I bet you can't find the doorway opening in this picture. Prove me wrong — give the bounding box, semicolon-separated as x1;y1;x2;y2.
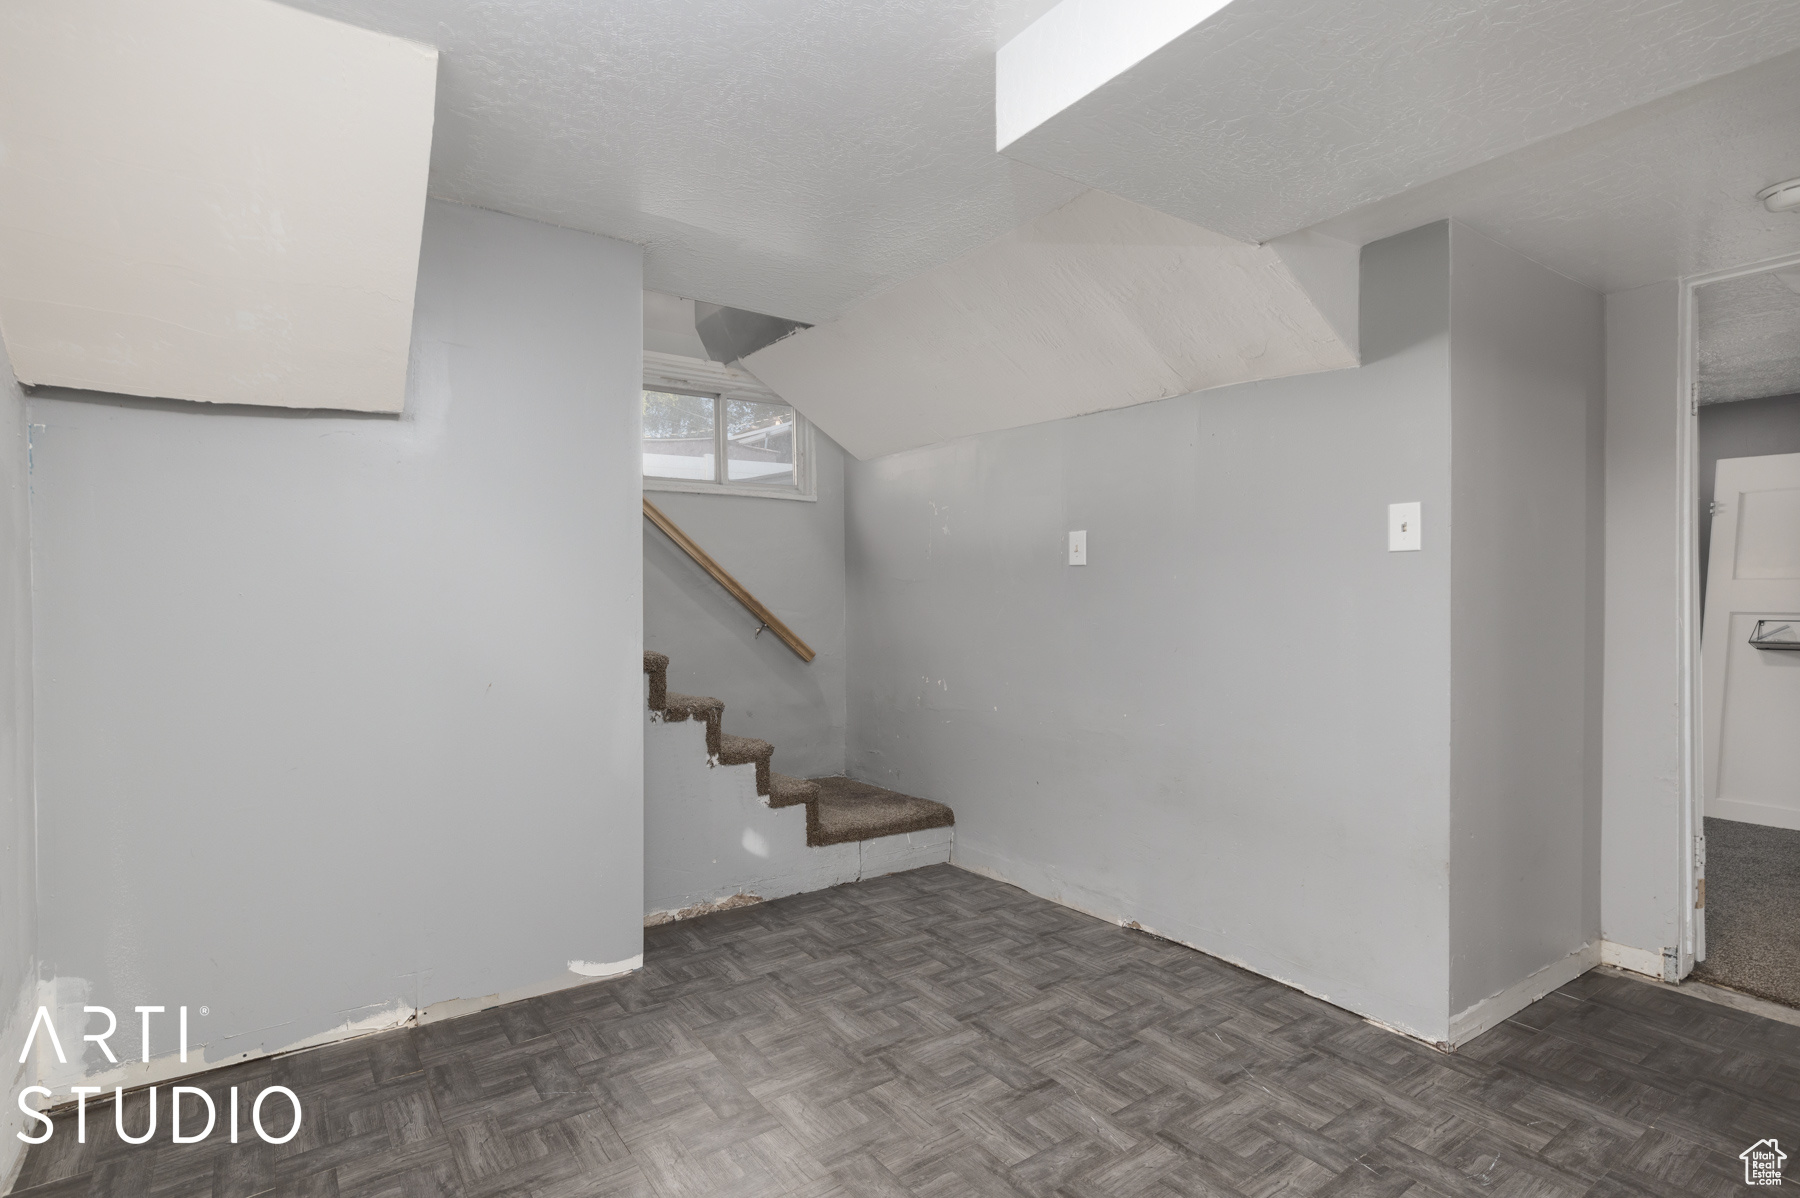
1684;260;1800;1007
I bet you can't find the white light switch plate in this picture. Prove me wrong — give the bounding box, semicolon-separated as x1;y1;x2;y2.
1068;530;1087;565
1388;502;1421;552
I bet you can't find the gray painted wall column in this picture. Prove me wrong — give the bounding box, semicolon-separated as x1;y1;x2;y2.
25;201;645;1080
1446;227;1605;1027
846;223;1458;1040
1600;282;1686;968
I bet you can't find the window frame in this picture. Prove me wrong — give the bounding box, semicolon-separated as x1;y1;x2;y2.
642;351;816;502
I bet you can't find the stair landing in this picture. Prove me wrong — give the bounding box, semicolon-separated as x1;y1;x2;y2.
802;776;954;848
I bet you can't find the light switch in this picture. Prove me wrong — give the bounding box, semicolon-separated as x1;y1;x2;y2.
1388;502;1421;552
1068;530;1087;566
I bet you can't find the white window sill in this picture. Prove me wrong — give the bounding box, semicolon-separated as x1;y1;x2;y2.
644;477;817;502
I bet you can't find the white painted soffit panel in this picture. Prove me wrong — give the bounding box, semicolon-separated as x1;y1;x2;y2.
0;0;437;412
996;0;1234;153
996;0;1800;246
742;190;1357;462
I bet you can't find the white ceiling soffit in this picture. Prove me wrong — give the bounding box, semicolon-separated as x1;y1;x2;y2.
1313;49;1800;295
269;0;1087;326
742;190;1358;461
644;292;712;361
996;0;1800;246
0;0;435;412
1698;271;1800;405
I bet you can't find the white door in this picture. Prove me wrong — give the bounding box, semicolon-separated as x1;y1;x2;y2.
1703;452;1800;829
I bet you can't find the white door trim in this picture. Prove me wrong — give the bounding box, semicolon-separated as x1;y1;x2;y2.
1676;247;1800;975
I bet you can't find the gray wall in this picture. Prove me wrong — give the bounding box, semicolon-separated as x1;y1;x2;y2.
1699;392;1800;600
645;435;848;778
1446;227;1604;1018
27;200;645;1076
846;223;1457;1039
0;331;37;1180
1600;281;1685;964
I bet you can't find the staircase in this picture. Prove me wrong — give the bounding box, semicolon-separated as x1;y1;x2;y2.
644;650;954;849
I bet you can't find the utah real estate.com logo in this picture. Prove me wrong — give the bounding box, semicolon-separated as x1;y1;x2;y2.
1743;1139;1787;1187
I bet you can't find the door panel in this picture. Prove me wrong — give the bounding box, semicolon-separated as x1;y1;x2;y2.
1703;453;1800;830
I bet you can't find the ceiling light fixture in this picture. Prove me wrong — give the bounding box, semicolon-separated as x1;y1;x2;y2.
1757;178;1800;212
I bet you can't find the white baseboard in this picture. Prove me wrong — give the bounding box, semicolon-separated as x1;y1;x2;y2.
1601;940;1666;979
1447;942;1599;1047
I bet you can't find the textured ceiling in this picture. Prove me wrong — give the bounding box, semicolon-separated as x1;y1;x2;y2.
268;0;1800;412
998;0;1800;246
1312;49;1800;295
270;0;1085;324
1698;271;1800;404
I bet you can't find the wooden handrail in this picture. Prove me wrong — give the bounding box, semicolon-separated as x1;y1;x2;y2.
642;497;816;662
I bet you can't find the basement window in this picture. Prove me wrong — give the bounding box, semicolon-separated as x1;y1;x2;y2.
641;352;815;500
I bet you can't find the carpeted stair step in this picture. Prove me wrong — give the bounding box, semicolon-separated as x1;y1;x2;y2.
719;733;773;796
803;776;954;848
768;772;819;809
643;651;669;710
661;692;724;755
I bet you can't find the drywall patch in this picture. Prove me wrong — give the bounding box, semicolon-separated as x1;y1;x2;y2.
567;956;645;977
644;894;763;927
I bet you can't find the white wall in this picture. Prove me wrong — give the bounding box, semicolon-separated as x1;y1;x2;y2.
0;333;37;1191
1446;228;1604;1029
0;0;436;413
1600;282;1686;970
25;201;645;1089
845;223;1457;1040
645;433;849;779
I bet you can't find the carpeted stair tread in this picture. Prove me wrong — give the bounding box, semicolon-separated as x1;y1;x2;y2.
661;692;724;755
719;733;773;796
804;776;954;847
768;772;819;809
643;651;669;710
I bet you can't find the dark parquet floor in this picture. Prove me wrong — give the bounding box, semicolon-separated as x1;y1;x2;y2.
12;863;1800;1197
